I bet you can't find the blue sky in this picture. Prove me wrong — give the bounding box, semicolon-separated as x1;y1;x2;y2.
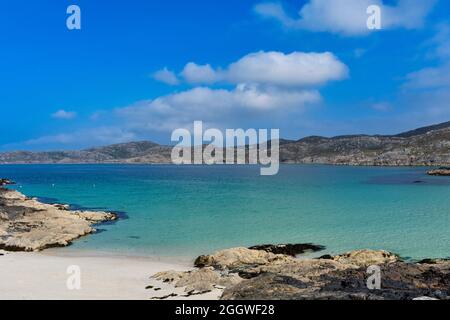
1;0;449;150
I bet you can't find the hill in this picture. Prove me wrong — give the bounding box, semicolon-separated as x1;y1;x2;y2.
1;121;450;166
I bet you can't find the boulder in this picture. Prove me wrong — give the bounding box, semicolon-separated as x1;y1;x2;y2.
194;247;294;270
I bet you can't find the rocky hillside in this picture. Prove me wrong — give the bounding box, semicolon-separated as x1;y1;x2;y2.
281;123;450;166
0;141;173;164
1;121;450;166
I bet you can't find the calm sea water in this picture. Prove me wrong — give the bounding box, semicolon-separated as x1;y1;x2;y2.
1;164;449;260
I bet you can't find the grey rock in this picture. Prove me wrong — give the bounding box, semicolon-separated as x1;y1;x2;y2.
221;252;450;300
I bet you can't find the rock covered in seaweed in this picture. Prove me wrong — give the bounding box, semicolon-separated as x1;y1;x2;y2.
319;249;399;267
0;179;15;186
249;243;325;256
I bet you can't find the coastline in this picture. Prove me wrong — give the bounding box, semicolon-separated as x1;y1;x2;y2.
0;186;118;251
1;179;449;300
0;162;444;168
0;183;222;300
0;249;223;300
2;246;450;300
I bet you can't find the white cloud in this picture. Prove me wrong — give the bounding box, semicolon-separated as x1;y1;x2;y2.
426;23;450;60
181;63;218;84
354;48;368;58
398;25;450;124
253;2;295;27
226;51;348;87
181;51;348;87
12;50;347;149
116;85;321;132
51;110;77;120
255;0;437;36
19;83;319;148
116;50;347;133
401;23;450;93
371;102;391;112
22;127;136;148
152;67;180;85
404;63;450;90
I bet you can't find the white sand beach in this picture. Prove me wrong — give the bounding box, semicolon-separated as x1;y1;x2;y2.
0;250;222;300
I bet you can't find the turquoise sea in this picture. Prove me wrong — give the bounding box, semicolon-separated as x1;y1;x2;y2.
1;164;449;260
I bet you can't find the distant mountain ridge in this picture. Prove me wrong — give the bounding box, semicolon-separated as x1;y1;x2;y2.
394;121;450;138
1;121;450;166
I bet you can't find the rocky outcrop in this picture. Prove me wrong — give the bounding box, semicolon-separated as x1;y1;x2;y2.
222;261;450;300
153;247;450;300
221;249;450;300
0;186;117;251
427;168;450;176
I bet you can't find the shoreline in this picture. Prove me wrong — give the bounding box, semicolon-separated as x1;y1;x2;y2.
1;179;449;300
43;246;197;265
2;245;450;300
0;249;222;300
0;184;223;300
0;162;444;168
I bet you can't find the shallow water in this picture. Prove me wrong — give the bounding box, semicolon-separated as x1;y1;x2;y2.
1;164;449;260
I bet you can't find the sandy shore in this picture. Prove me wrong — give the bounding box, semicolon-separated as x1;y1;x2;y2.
0;250;222;300
0;185;221;300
